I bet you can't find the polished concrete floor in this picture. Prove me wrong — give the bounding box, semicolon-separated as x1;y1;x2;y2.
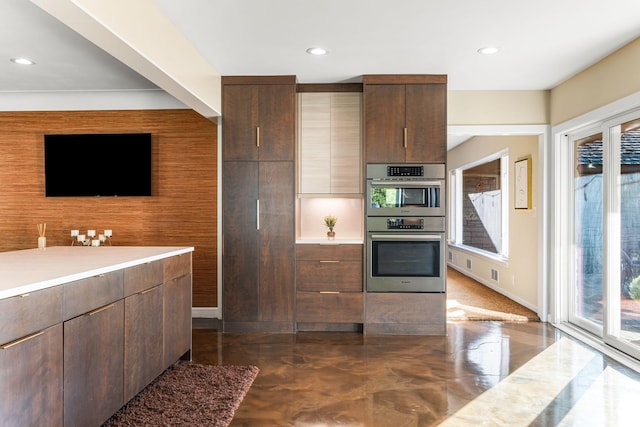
191;321;640;426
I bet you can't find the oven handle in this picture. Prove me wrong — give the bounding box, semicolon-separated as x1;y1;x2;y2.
369;180;442;187
369;234;442;240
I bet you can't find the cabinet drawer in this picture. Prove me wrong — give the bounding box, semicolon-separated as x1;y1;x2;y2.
63;270;124;320
296;260;362;292
296;244;362;261
296;292;363;323
164;253;192;282
124;260;164;296
0;286;63;344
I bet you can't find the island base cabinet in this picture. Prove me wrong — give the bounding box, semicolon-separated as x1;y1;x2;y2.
64;300;124;427
124;284;164;402
164;274;192;367
0;324;63;427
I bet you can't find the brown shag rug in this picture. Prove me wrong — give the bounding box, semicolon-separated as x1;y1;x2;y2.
447;267;540;322
103;363;259;427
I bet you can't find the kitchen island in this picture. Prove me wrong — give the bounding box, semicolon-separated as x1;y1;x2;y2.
0;246;193;427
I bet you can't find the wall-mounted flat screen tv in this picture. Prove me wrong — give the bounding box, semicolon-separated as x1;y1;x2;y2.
44;133;152;197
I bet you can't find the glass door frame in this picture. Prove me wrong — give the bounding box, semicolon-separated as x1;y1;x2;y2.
603;111;640;361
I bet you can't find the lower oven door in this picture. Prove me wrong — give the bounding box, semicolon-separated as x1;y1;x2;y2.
366;232;446;292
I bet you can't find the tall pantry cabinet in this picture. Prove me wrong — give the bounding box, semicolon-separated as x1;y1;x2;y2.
222;76;296;332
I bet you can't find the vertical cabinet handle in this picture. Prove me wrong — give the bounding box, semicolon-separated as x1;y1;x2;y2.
256;126;260;148
403;127;408;148
256;199;260;230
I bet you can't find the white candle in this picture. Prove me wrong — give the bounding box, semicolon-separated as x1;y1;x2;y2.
87;230;96;237
91;239;100;247
71;229;79;237
104;229;112;237
77;234;85;242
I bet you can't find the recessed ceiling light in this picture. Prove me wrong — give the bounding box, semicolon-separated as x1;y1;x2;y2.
306;47;328;56
477;47;499;55
10;57;36;65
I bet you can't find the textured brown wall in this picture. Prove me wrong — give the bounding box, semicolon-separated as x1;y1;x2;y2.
0;109;218;307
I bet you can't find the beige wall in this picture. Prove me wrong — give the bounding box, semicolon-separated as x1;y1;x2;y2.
447;135;539;310
448;90;550;125
550;37;640;125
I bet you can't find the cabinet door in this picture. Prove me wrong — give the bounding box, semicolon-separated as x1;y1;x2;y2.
259;161;295;323
331;93;362;193
258;84;295;161
0;324;63;427
64;300;124;427
164;274;192;367
222;161;260;322
223;84;295;162
222;84;259;161
364;84;405;163
299;93;331;193
124;284;163;402
405;84;447;163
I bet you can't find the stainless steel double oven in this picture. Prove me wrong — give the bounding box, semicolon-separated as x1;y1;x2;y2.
366;164;446;293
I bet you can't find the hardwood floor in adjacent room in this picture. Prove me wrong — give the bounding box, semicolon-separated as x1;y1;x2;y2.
191;320;640;426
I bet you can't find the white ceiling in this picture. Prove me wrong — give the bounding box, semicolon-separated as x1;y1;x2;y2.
2;0;640;147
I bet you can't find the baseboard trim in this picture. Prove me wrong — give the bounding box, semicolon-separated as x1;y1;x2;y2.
191;307;220;319
447;263;539;314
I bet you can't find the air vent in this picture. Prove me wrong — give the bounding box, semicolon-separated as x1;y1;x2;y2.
491;269;499;282
466;259;472;269
448;251;453;261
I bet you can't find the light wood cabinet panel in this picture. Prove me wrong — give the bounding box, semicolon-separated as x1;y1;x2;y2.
364;293;446;335
299;92;362;194
0;324;63;427
64;300;124;427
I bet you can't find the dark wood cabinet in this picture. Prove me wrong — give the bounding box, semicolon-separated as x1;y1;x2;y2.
222;76;296;161
164;273;192;366
295;244;364;327
223;161;295;331
64;300;124;427
222;76;296;333
363;75;447;164
0;324;63;427
124;284;163;402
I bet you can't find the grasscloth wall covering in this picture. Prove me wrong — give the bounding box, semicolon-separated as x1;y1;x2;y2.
0;109;217;307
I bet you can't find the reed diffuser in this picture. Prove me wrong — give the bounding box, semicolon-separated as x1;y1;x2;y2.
37;223;47;249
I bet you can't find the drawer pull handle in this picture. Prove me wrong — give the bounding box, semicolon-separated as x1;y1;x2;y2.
19;293;30;298
319;260;340;263
319;291;340;294
139;287;157;295
1;330;45;349
87;303;116;316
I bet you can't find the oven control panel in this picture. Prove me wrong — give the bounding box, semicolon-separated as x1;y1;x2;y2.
387;218;423;229
387;165;424;177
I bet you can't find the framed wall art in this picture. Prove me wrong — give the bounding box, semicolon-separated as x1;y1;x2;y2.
514;157;531;209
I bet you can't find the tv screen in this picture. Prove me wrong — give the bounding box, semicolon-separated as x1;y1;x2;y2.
44;133;152;197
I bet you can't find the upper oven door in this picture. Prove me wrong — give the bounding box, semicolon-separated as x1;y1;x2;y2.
367;179;445;216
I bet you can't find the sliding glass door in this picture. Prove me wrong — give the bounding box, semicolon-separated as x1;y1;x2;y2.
604;117;640;359
568;114;640;360
571;131;604;335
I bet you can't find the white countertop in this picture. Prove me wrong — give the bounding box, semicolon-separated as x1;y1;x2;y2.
296;239;364;244
0;246;194;300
